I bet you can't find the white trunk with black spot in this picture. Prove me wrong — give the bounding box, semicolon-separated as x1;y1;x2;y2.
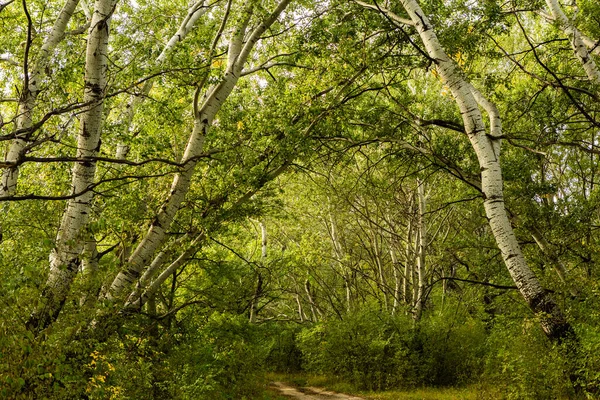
116;1;207;159
545;0;600;83
1;0;80;197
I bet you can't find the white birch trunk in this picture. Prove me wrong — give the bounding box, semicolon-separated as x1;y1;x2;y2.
305;279;321;321
249;221;267;323
544;0;600;83
413;179;426;321
116;1;207;158
390;245;400;314
398;0;572;340
79;232;99;307
539;10;600;56
1;0;80;197
403;197;414;305
106;0;292;300
372;231;389;310
27;0;116;332
329;209;352;312
124;232;205;310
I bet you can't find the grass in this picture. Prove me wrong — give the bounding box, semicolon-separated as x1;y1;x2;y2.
358;387;478;400
264;373;478;400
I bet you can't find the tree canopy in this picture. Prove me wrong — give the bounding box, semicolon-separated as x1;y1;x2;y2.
1;0;600;398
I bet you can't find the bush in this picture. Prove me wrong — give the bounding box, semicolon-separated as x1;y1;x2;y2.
264;324;303;373
168;312;274;399
481;315;574;400
296;305;486;390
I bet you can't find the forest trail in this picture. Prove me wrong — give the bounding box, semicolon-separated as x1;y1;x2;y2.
270;382;365;399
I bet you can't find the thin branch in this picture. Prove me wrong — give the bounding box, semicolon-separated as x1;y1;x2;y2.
0;172;171;202
0;151;221;168
515;12;600;128
430;276;518;290
0;0;16;12
21;0;33;94
354;0;414;26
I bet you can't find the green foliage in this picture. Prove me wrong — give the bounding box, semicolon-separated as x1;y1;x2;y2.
481;316;575;399
167;312;275;399
264;324;304;373
3;0;600;398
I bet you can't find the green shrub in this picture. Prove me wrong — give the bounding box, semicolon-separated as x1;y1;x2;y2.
264;323;303;373
296;305;486;390
481;315;574;400
168;312;273;399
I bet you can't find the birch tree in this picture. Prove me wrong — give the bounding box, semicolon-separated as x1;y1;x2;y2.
115;0;209;159
0;0;82;198
107;0;293;301
542;0;600;83
373;0;574;341
26;0;118;332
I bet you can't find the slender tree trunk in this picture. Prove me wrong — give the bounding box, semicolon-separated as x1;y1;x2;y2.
329;207;353;312
124;232;205;310
295;294;305;322
115;1;208;159
390;245;401;314
1;0;80;198
414;179;426;321
106;0;292;301
27;0;117;333
397;0;573;341
403;202;414;305
544;0;600;83
529;225;577;297
374;235;389;311
305;279;321;321
249;221;267;323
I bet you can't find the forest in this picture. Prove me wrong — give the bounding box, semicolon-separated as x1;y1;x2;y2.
1;0;600;398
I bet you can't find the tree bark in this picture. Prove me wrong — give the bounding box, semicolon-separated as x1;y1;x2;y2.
544;0;600;83
115;1;208;159
249;221;267;323
413;179;426;321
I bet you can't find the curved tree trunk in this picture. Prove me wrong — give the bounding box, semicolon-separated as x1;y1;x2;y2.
116;0;208;159
544;0;600;83
106;0;293;301
397;0;573;341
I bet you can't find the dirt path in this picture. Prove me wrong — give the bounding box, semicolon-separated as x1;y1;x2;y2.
270;382;365;400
